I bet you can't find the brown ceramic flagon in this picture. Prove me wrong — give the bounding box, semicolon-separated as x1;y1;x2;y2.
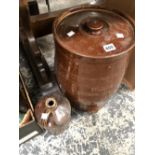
53;5;135;112
35;92;71;134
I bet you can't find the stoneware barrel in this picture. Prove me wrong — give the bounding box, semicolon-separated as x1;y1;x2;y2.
53;5;135;112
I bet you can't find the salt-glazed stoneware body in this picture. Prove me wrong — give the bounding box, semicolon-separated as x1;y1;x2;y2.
53;5;135;112
35;92;71;134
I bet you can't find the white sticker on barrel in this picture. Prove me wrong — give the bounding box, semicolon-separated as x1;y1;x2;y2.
41;113;49;120
103;43;116;52
116;33;124;38
67;31;75;37
90;0;96;4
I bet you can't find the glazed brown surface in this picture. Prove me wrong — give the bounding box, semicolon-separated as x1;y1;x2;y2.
56;8;134;58
53;6;135;112
55;44;131;112
35;92;71;134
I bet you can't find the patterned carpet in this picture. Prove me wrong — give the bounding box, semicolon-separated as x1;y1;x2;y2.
19;35;135;155
19;85;134;155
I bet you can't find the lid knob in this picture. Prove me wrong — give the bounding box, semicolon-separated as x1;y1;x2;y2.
87;19;104;32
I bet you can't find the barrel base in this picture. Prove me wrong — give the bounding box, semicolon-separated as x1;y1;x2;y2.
70;101;107;113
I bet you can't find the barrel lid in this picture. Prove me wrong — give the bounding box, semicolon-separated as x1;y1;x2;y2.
54;6;135;58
